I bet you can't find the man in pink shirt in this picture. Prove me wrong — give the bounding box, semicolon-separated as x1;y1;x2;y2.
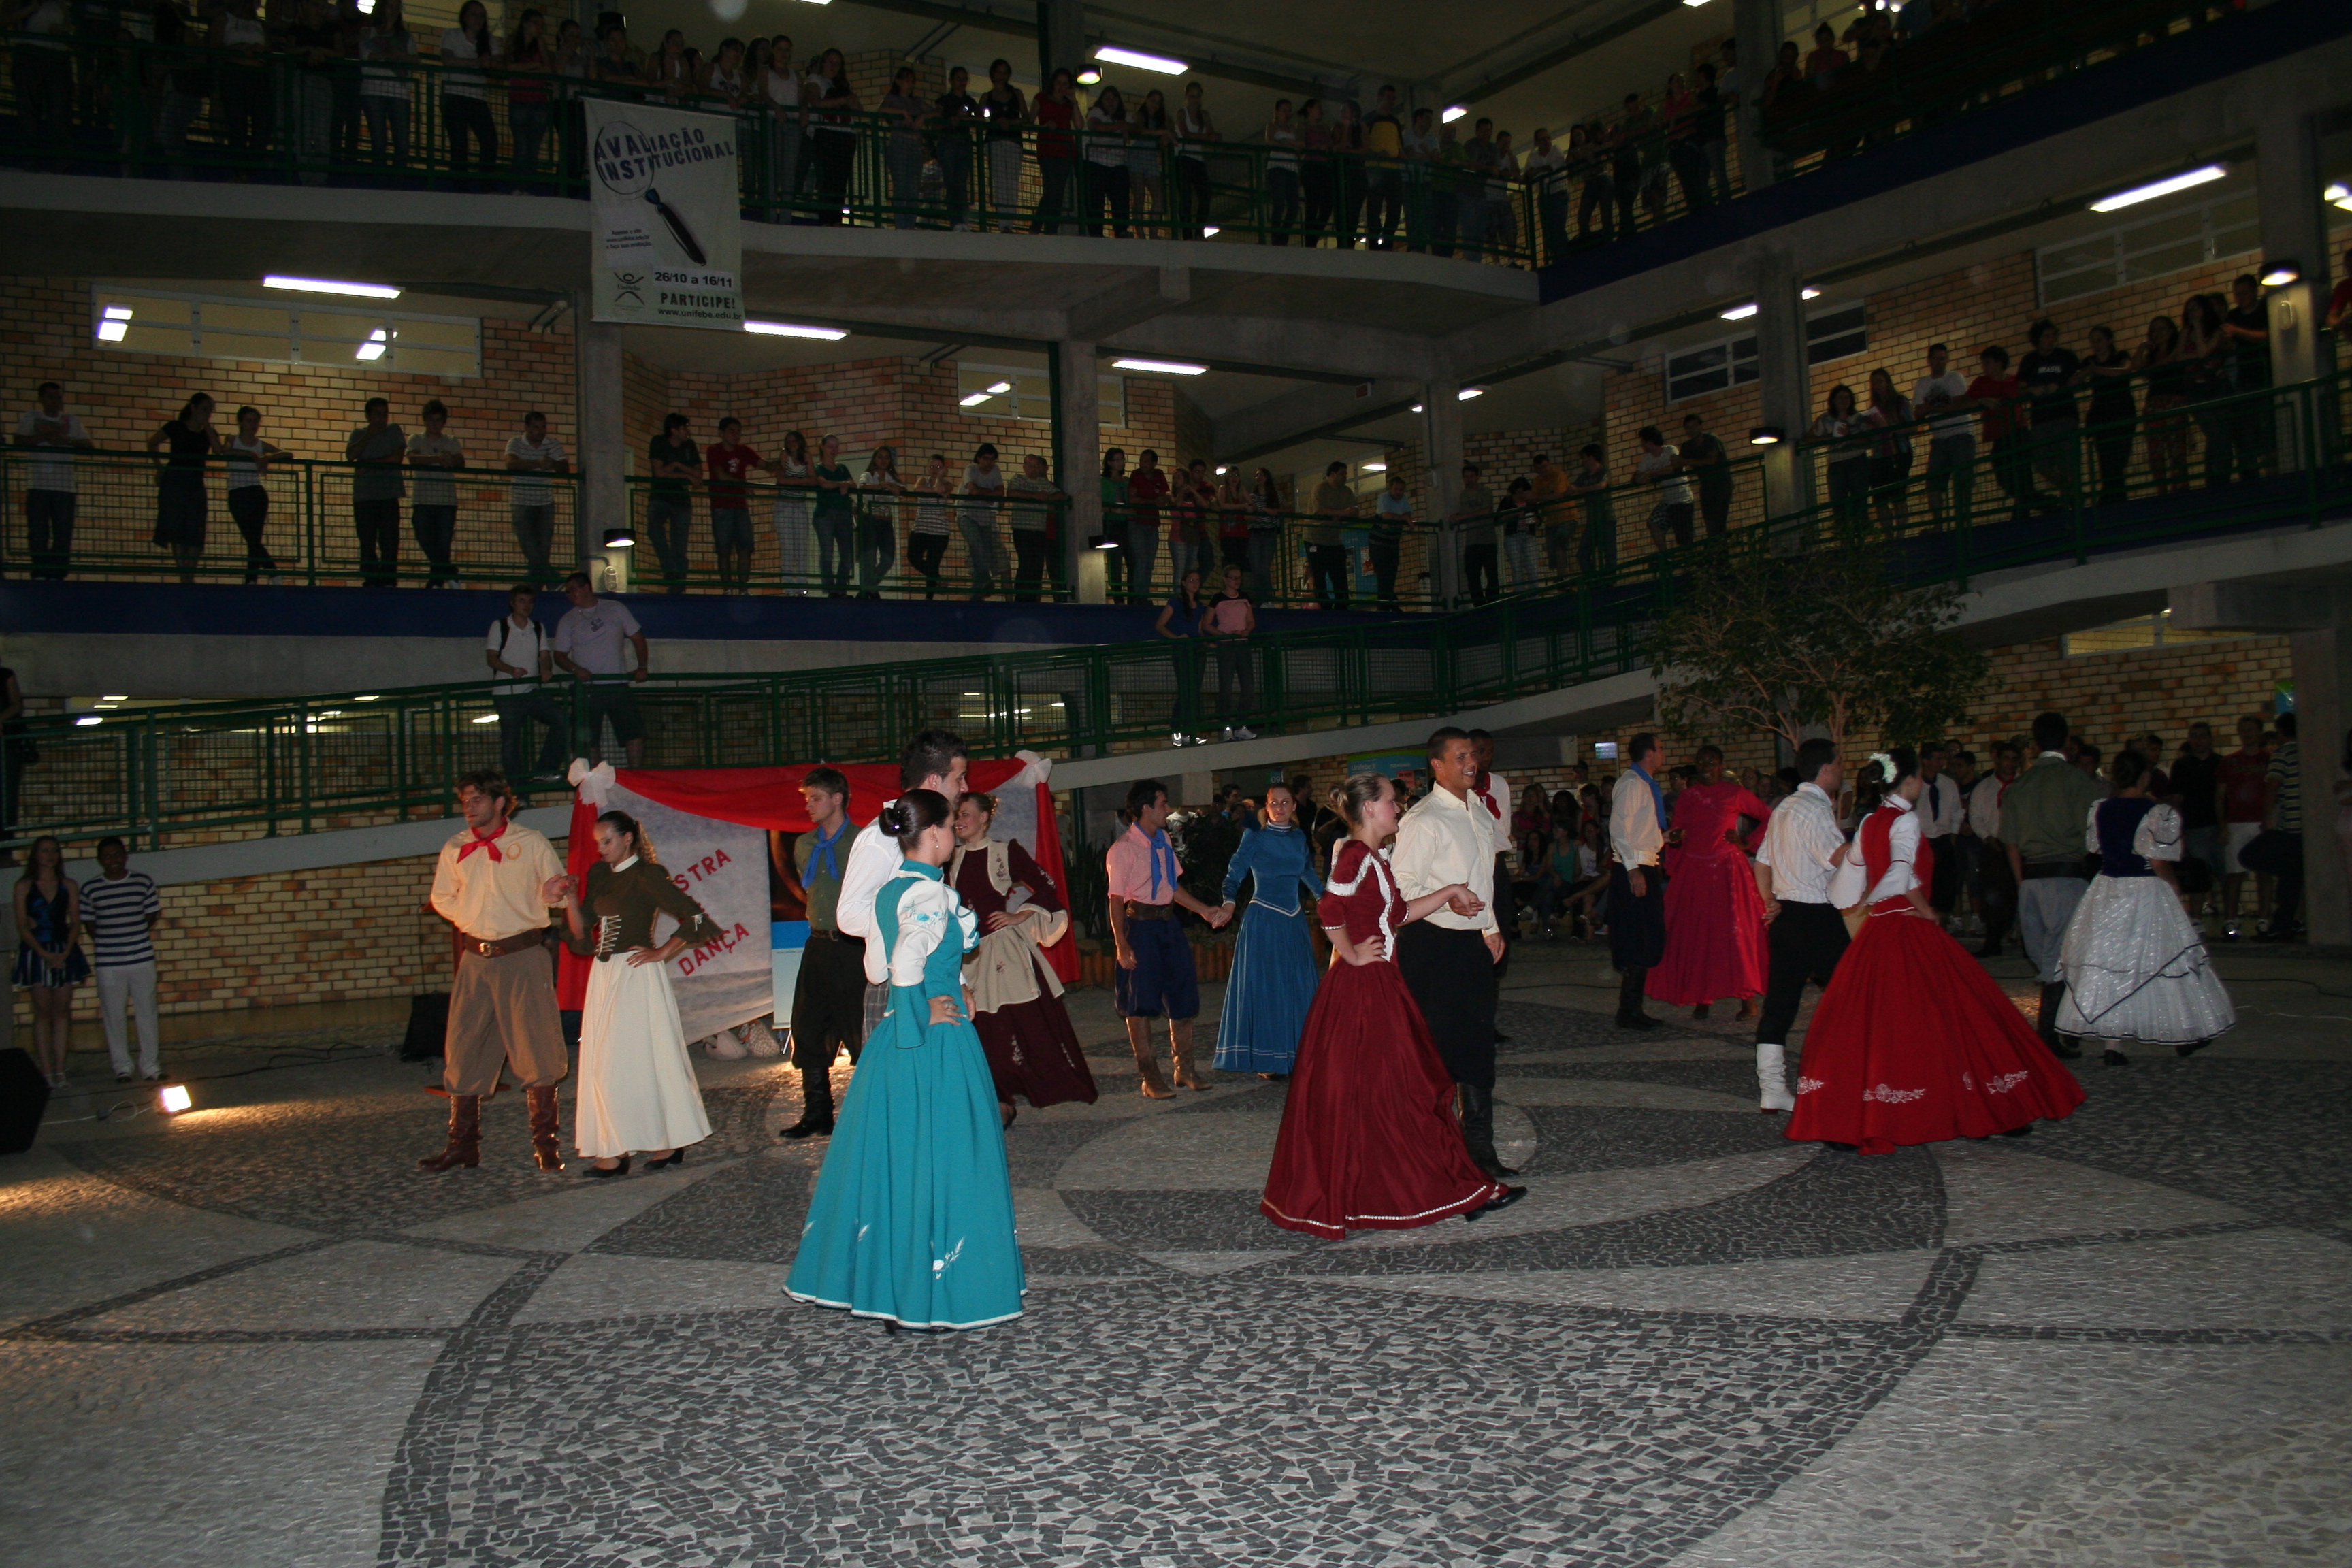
1107;777;1231;1098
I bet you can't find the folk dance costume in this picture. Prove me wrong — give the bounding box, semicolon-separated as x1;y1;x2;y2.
1392;781;1509;1177
1471;767;1514;965
1752;780;1850;1112
2056;798;2235;1053
2002;749;2103;1054
1260;841;1508;1238
1786;797;2084;1154
781;818;864;1139
950;836;1097;1109
1646;779;1771;1010
1213;822;1324;1075
1608;762;1670;1027
1108;822;1206;1085
566;856;717;1162
836;804;913;1049
422;817;570;1173
787;861;1025;1331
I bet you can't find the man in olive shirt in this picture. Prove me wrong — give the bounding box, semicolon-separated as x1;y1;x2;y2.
1453;461;1499;605
1307;460;1356;610
2002;710;2102;1057
781;766;862;1139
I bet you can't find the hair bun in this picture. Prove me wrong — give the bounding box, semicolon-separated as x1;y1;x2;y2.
877;800;911;836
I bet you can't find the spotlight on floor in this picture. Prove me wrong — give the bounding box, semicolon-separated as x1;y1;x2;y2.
159;1083;193;1114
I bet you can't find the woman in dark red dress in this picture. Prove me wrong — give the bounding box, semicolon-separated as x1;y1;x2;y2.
949;792;1098;1125
1646;744;1772;1020
1262;774;1523;1239
1786;748;2085;1155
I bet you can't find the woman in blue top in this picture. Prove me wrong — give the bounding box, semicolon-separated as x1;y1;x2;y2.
1213;783;1325;1077
785;789;1024;1333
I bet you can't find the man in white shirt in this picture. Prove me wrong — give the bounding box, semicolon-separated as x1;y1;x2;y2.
408;398;466;589
1394;726;1512;1178
551;572;649;767
1609;731;1672;1029
1634;427;1694;553
14;380;92;580
486;585;570;787
1915;743;1965;922
1522;123;1569;260
1467;727;1516;1034
836;728;968;1047
1752;738;1848;1111
504;410;569;587
1966;742;2021;957
1912;343;1975;528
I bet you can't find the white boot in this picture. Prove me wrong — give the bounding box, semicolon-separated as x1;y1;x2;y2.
1756;1043;1796;1113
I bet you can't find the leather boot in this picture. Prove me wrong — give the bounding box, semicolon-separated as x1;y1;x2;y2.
526;1085;565;1172
419;1094;482;1171
1458;1084;1519;1178
1169;1034;1210;1092
779;1068;836;1139
2038;982;2082;1058
1755;1043;1796;1113
1616;967;1656;1030
1131;1030;1175;1100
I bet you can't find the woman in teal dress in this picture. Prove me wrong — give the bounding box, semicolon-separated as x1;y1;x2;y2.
785;789;1026;1333
1213;783;1324;1078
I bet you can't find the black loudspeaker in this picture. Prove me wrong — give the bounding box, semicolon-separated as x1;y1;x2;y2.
401;993;451;1062
0;1047;50;1154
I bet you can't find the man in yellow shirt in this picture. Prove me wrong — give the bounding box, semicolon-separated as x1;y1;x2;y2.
1363;84;1404;249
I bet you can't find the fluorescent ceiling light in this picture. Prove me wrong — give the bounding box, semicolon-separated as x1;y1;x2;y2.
74;715;101;726
1720;287;1820;320
1362;461;1386;472
1112;357;1208;375
1441;105;1467;123
1076;67;1101;84
1682;0;1712;5
471;713;500;724
1409;403;1424;413
2328;183;2349;201
1094;45;1186;75
101;304;132;320
1213;466;1228;474
2088;164;2225;212
1200;225;1220;237
355;327;388;361
744;319;848;340
1456;387;1483;400
985;380;1013;394
959;392;994;406
101;694;127;700
95;319;127;342
264;275;401;299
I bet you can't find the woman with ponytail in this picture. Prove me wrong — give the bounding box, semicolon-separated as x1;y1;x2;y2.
787;789;1024;1331
1786;748;2085;1155
548;810;718;1176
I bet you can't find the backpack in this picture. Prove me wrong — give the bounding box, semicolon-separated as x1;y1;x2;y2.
493;618;547;678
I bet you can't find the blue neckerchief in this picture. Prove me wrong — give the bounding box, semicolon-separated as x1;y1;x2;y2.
806;819;849;882
1630;764;1666;838
1146;829;1179;898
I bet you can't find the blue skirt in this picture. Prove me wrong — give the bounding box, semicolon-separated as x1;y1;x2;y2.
785;983;1025;1330
12;941;90;989
1214;901;1320;1074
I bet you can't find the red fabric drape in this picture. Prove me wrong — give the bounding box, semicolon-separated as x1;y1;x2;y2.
1030;779;1080;983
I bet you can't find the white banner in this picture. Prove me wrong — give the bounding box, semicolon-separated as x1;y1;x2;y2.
586;100;743;330
603;781;772;1041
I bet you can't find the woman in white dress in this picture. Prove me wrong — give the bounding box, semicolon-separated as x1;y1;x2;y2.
2056;749;2236;1062
546;811;717;1175
767;429;814;593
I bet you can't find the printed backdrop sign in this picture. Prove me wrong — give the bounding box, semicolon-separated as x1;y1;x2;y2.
585;99;742;330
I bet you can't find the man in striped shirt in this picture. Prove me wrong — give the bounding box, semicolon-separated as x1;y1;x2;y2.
82;836;165;1083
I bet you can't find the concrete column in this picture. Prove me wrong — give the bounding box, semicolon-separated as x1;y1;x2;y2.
2289;593;2351;945
1054;340;1107;604
574;313;626;579
2256;105;2335;471
1036;0;1085;84
1731;0;1778;194
1420;380;1465;606
1750;249;1812;525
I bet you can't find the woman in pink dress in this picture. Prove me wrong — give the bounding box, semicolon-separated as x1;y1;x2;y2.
1786;747;2085;1155
1646;745;1771;1019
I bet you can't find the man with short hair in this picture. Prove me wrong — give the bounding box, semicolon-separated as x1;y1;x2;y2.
421;770;569;1173
407;398;466;588
344;396;407;587
2216;713;2272;936
1005;453;1064;602
1635;427;1693;553
1610;732;1671;1029
14;380;92;580
82;836;165;1084
1306;459;1355;610
1912;344;1974;528
486;584;569;786
2003;710;2103;1057
1752;738;1846;1112
1529;451;1573;578
2260;712;2302;942
504;410;569;587
1362;84;1405;249
705;416;760;593
1125;448;1172;604
2172;721;2223;919
1679;412;1733;539
551;570;649;768
1394;727;1512;1177
1454;461;1499;605
1107;777;1231;1097
1916;743;1965;920
1467;726;1514;963
838;729;970;1047
1523;122;1569;261
2016;318;2081;508
779;766;862;1138
645;412;699;595
1965;345;2038;523
1371;471;1412;612
2221;273;2272;482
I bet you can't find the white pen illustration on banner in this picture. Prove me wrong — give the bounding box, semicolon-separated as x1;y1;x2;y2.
587;103;744;331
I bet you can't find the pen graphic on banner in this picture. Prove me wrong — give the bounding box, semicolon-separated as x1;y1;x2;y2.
645;188;708;265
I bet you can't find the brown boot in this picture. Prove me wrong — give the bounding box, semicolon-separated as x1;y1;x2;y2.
526;1085;565;1173
1169;1034;1210;1092
419;1094;482;1171
1129;1026;1175;1100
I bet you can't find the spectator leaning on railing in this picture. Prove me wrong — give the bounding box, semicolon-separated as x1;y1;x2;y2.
14;380;91;582
504;409;568;588
1454;461;1500;606
407;397;466;589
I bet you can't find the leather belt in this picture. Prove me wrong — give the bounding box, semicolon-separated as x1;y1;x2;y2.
461;928;548;957
2021;860;2090;882
1122;900;1177;921
804;927;855;943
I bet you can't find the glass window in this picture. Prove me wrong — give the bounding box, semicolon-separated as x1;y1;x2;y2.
88;286;481;376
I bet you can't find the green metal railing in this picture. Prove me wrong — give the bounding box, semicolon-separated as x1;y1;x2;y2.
6;368;2345;854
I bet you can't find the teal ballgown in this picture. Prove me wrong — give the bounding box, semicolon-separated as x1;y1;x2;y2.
785;860;1026;1330
1214;823;1324;1074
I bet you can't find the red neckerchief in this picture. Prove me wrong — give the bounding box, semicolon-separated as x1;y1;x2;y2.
457;821;508;862
1472;773;1501;821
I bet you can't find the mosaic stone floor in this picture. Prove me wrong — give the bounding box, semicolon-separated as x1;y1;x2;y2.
4;966;2350;1568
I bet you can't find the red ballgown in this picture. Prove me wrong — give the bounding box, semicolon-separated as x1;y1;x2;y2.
1260;841;1507;1239
1786;802;2085;1155
949;840;1098;1110
1646;781;1771;1007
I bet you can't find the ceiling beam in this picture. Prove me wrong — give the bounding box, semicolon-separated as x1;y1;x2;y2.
1442;0;1688;108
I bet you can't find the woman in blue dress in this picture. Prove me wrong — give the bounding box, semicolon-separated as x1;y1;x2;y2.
1214;783;1325;1079
785;789;1026;1333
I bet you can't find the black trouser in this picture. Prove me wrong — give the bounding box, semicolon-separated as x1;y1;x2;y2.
1011;528;1049;601
1308;542;1348;608
228;487;276;581
495;689;570;780
2093;425;2134;505
1084;161;1130;237
1396;921;1497;1090
26;490;74;580
1369;536;1401;611
1754;901;1850;1047
1975;838;2016;947
1175;155;1210;238
355;499;400;586
1367;168;1402;246
906;531;948;597
1699;482;1731;538
1927;834;1959;915
2272;831;2305;936
1031;155;1075;231
1213;640;1252;728
813;129;855;215
443;94;499;180
412;502;458;585
1464;540;1498;604
791;933;868;1070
